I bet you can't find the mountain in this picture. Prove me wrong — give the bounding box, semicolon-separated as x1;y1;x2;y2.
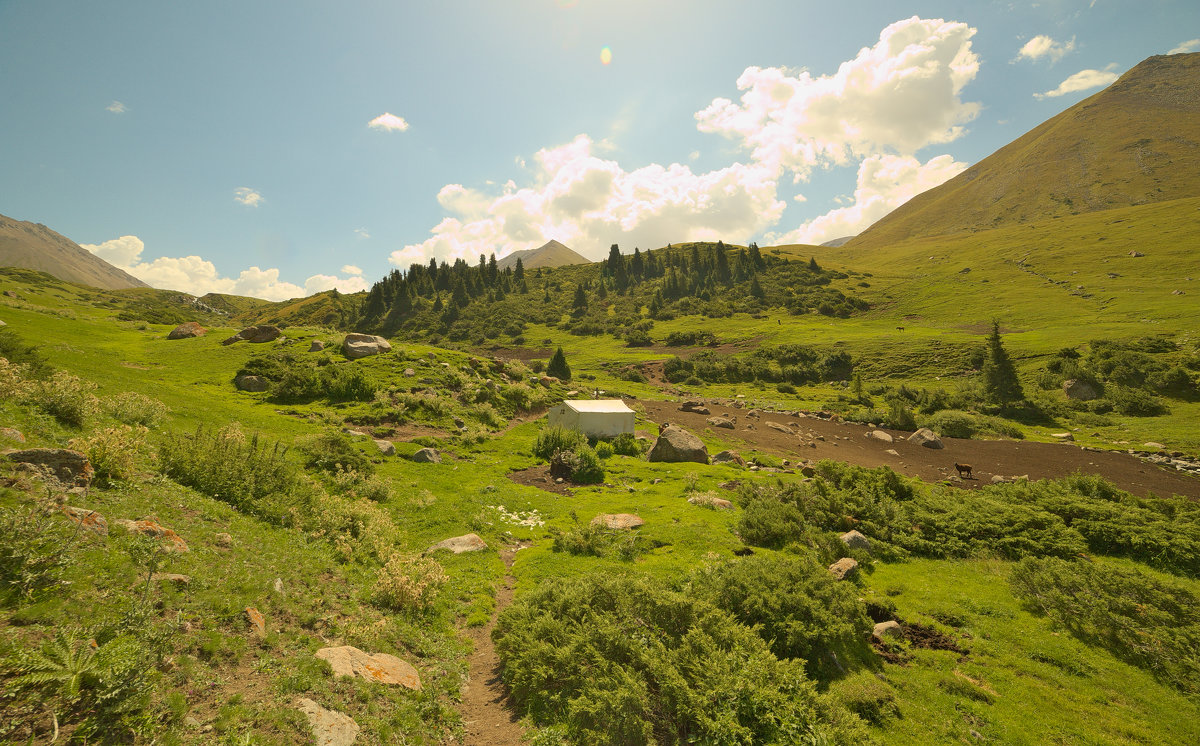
0;213;148;290
820;236;855;248
496;240;590;271
849;53;1200;250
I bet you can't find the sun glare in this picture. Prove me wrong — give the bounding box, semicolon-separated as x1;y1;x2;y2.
600;46;613;65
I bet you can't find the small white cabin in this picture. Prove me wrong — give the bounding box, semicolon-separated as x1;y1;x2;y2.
547;399;635;438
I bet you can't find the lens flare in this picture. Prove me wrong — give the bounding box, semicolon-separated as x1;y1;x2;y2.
600;46;613;65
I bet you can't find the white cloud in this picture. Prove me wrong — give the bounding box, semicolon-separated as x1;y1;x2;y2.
1034;66;1119;99
341;264;363;275
106;101;126;114
81;235;366;301
234;187;264;207
695;16;980;180
354;228;370;239
766;153;966;245
368;112;409;132
792;194;808;202
1168;39;1200;55
1015;35;1075;63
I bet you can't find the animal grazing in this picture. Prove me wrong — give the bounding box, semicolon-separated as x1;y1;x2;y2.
954;462;974;479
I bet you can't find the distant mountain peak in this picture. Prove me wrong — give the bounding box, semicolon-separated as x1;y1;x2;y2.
496;240;590;271
0;214;148;290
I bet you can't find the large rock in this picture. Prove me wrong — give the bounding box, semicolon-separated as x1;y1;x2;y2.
907;428;944;449
765;421;794;435
647;425;709;464
61;506;108;536
315;646;421;690
711;450;746;467
867;430;893;443
707;416;735;429
873;621;903;640
234;375;269;392
429;533;487;554
592;513;645;529
839;530;870;552
411;447;441;463
680;401;709;414
374;439;396;456
828;557;859;581
112;518;189;553
309;340;326;352
245;607;266;638
297;698;360;746
7;448;93;485
1063;379;1099;401
222;325;281;345
167;322;206;340
343;333;392;360
688;494;733;510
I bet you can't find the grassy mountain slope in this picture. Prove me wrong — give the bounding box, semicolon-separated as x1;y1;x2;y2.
851;53;1200;250
0;213;148;290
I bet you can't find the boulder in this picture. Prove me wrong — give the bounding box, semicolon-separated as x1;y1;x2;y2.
167;322;206;340
839;530;870;552
1143;442;1166;450
873;621;903;640
61;506;109;536
222;325;281;345
214;532;233;548
273;577;285;595
246;607;266;638
234;375;269;392
403;368;416;377
828;557;858;581
688;494;733;510
867;430;893;443
707;416;735;429
680;401;709;414
373;439;396;456
907;428;944;449
711;450;746;467
342;333;392;360
1062;379;1099;401
1051;432;1074;442
0;427;24;443
309;340;326;352
7;448;93;485
429;533;487;554
315;646;421;690
592;513;645;529
647;425;709;464
112;518;189;553
296;698;360;746
411;447;441;463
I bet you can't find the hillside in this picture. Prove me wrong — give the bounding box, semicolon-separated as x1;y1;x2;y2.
0;213;148;290
496;240;589;271
850;53;1200;250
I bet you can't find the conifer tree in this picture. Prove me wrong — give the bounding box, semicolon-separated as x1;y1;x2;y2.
514;257;525;283
981;320;1024;405
547;347;571;381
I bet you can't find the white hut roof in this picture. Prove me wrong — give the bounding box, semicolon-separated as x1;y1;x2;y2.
563;399;634;414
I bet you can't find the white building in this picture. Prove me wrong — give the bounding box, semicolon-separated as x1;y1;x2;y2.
547;399;635;438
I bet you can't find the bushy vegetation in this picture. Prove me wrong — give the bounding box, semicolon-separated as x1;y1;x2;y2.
532;426;605;483
0;504;79;606
69;425;151;483
374;553;447;613
238;350;378;403
493;573;867;745
664;344;856;386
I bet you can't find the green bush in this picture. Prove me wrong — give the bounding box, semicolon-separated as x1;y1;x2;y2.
1107;385;1170;416
570;445;604;484
0;329;51;378
611;432;646;456
736;498;805;549
0;504;78;605
831;673;901;725
103;392;169;428
921;409;977;438
533;426;586;461
158;424;300;517
69;425;150;483
295;430;374;475
493;573;867;745
30;371;97;427
593;440;615;459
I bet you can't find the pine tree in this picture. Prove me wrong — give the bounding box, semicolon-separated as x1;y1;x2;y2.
547;347;571;381
572;285;588;309
808;256;820;271
514;257;525;283
981;320;1024;405
750;275;765;299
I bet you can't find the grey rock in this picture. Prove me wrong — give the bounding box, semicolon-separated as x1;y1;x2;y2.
429;533;487;553
867;430;893;443
707;416;735;429
907;428;944;449
647;425;709;464
1062;379;1099;401
296;698;360;746
873;621;903;640
829;557;859;581
167;322;206;339
839;530;870;552
309;340;326;352
711;450;745;467
234;375;269;392
374;439;396;456
342;333;392;360
411;447;441;463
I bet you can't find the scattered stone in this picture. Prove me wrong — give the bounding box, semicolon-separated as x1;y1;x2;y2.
711;450;746;467
1051;432;1074;442
867;430;893;443
411;447;441;463
885;449;900;456
296;698;360;746
112;518;189;553
873;621;903;640
800;465;816;478
184;716;202;730
1144;442;1166;450
592;513;645;529
151;573;191;586
342;333;392;360
991;475;1007;484
403;368;415;377
839;530;870;552
221;325;281;345
315;646;421;689
7;448;93;485
1172;289;1186;296
1128;250;1144;257
1062;379;1099;401
429;533;487;554
245;606;266;638
647;425;709;464
309;340;326;352
373;439;396;456
273;577;285;595
167;321;206;340
2;290;16;298
706;416;735;429
234;374;269;392
680;401;709;414
215;532;233;548
688;494;733;510
828;557;859;581
452;416;465;429
0;427;24;443
61;505;108;536
907;428;944;449
765;421;794;435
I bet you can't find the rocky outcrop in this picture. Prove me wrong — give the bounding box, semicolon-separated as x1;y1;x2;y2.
647;426;709;464
706;416;735;429
6;448;93;485
373;439;396;456
309;340;326;352
167;322;206;340
61;505;108;536
315;646;421;690
591;513;645;529
839;530;870;552
428;533;487;554
680;401;710;415
411;447;441;463
342;333;392;360
112;518;189;553
296;698;360;746
246;607;266;638
828;557;858;581
234;375;269;392
688;494;733;510
866;430;893;443
1063;379;1099;401
711;450;746;467
765;421;794;435
907;428;944;449
222;325;281;345
873;621;903;640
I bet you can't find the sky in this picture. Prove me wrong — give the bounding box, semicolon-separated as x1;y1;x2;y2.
1;1;1197;301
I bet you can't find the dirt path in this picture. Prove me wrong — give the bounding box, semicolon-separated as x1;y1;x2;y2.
458;548;527;746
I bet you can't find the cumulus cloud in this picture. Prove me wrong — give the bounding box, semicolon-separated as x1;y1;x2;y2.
368;113;409;132
1015;35;1075;63
81;235;367;301
390;134;785;266
1169;39;1200;55
341;264;363;275
695;16;980;180
106;101;126;114
234;187;264;207
1034;66;1120;99
766;153;966;245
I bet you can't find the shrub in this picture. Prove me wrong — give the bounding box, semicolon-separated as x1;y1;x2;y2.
594;440;615;459
547;347;571;380
551;523;651;560
104;392;169;427
0;329;51;378
533;426;586;461
31;371;97;427
737;498;805;549
569;445;605;484
921;409;978;438
375;553;447;613
1107;385;1170;416
0;504;79;605
611;432;646;457
295;430;374;475
624;330;653;347
0;357;31;400
158;424;300;516
69;425;150;483
831;674;901;725
330;468;392;502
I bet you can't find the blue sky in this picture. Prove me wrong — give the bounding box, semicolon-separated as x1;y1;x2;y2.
1;0;1196;300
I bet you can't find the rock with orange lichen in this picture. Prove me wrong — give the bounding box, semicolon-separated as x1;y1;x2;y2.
112;518;189;552
315;646;421;690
